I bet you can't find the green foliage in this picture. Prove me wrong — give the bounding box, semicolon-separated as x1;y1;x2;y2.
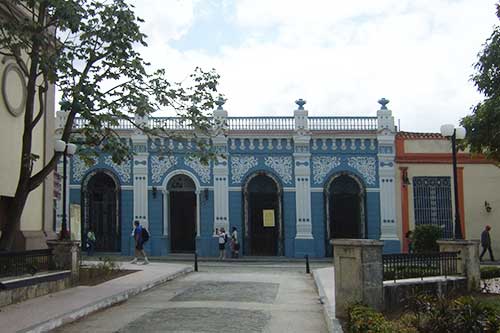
0;0;221;182
481;266;500;279
0;0;221;248
347;304;395;333
348;295;500;333
461;3;500;162
413;225;442;253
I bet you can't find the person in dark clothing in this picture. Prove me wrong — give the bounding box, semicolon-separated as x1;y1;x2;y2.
480;225;495;262
131;220;149;265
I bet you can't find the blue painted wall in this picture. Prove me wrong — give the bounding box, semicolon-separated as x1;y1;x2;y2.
66;134;390;258
283;191;296;257
366;192;381;239
121;190;134;256
311;192;326;257
229;190;243;255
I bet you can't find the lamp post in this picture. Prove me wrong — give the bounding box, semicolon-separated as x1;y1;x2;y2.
54;140;77;240
440;124;466;239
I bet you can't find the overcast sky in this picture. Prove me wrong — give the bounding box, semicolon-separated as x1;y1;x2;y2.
128;0;498;132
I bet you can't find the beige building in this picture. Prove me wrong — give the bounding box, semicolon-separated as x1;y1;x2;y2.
395;132;500;258
0;3;55;250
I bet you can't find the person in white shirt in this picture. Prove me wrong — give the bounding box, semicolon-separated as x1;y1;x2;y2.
231;227;239;258
217;227;227;260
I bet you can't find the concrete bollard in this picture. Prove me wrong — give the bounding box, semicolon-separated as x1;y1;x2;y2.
47;240;81;284
437;240;480;291
332;239;384;318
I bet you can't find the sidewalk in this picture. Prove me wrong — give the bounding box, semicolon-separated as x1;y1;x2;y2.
0;261;193;333
313;267;343;333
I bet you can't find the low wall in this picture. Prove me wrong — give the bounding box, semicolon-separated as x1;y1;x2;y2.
0;271;71;307
384;276;467;312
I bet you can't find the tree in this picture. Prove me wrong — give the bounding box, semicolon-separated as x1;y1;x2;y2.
0;0;220;250
461;3;500;162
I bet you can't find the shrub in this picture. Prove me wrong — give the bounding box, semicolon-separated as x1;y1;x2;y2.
481;266;500;279
413;225;442;253
347;304;389;332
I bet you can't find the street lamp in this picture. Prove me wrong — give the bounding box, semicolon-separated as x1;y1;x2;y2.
440;124;466;239
54;140;77;240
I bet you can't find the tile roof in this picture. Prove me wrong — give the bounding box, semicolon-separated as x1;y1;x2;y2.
397;131;445;139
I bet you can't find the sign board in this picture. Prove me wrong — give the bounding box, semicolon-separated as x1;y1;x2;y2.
70;204;81;241
263;209;275;227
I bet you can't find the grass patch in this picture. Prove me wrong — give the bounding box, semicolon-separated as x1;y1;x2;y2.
78;258;137;286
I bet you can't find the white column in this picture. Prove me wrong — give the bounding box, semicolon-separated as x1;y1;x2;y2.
212;101;229;232
376;98;398;240
132;114;149;229
294;150;313;239
293;99;313;239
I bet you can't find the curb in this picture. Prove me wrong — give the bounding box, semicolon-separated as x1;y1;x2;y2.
20;266;193;333
312;269;343;333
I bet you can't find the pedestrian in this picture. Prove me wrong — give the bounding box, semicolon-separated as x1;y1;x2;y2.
217;227;227;260
86;226;96;256
131;220;150;265
405;230;414;254
480;225;495;262
231;227;239;258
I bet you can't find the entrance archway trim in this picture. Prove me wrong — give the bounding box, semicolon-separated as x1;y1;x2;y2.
81;169;121;252
324;171;367;252
243;170;284;256
161;170;200;238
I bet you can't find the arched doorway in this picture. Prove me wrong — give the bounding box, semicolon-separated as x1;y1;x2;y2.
244;173;283;256
168;174;197;253
325;173;365;256
82;171;121;252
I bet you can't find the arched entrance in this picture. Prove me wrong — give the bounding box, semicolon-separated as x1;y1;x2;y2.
168;174;197;253
244;173;283;256
82;171;121;252
325;173;365;256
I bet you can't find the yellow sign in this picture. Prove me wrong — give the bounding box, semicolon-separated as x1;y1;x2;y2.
263;209;275;227
70;204;81;241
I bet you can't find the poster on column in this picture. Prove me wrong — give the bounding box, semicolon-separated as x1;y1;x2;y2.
263;209;275;227
70;204;81;241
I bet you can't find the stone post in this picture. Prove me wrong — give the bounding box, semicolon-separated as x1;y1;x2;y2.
293;99;314;256
213;98;229;232
47;240;81;284
376;98;399;250
333;239;384;318
437;240;480;290
132;114;149;229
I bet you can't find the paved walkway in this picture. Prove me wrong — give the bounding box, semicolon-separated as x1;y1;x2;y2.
52;263;329;333
0;261;192;333
313;267;343;333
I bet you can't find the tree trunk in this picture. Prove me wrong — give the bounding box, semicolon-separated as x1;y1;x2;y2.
0;194;28;251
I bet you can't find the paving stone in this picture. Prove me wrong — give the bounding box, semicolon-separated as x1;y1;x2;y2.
171;281;279;304
119;307;270;333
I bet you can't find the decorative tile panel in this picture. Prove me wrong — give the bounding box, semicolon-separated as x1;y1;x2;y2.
264;156;293;184
231;156;258;183
312;156;341;184
151;155;178;184
184;157;211;183
347;156;376;185
104;156;132;183
72;155;96;182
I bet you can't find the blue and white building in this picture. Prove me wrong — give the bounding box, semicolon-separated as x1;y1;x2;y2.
56;98;400;257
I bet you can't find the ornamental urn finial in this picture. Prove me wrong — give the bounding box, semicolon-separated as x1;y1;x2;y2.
295;98;306;110
215;96;226;110
378;98;389;110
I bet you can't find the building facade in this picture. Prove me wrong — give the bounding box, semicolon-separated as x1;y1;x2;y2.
58;98;400;257
0;3;56;250
395;132;500;257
